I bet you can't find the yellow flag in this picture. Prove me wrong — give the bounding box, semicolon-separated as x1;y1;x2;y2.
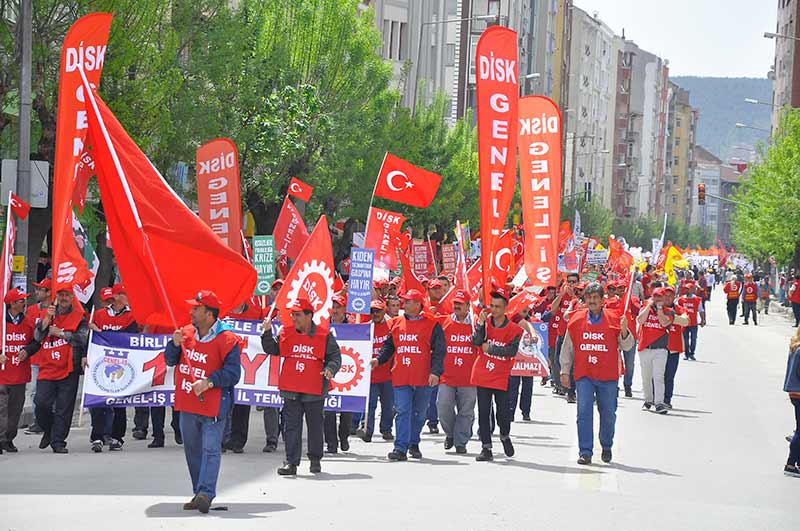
664;246;685;286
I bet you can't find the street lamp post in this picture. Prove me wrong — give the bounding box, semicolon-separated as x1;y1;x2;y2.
735;122;770;134
412;14;497;116
744;97;780;108
764;31;800;42
522;73;541;95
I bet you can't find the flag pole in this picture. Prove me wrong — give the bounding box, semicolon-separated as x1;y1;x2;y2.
78;306;96;428
363;152;388;243
1;191;11;371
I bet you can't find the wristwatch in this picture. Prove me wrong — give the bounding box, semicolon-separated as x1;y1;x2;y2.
206;379;214;389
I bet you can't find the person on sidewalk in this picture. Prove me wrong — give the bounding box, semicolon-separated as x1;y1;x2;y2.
0;289;40;453
783;327;800;477
471;288;523;462
373;289;445;461
437;290;478;454
560;282;633;465
742;273;759;326
357;300;394;443
88;283;138;453
636;288;674;415
662;286;689;409
165;290;242;513
677;282;705;361
724;275;743;326
23;278;52;435
262;298;341;475
33;286;88;453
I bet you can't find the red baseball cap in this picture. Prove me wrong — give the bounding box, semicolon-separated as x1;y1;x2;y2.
3;288;26;304
684;281;696;290
100;287;114;301
452;289;470;304
33;278;52;290
332;294;347;307
271;279;284;289
111;283;126;296
287;298;314;313
662;285;676;294
370;299;386;310
186;290;222;310
400;289;426;303
427;279;443;289
652;288;666;298
490;287;510;301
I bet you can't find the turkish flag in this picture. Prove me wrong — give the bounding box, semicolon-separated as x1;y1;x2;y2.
364;207;405;270
1;211;15;306
489;231;513;287
9;193;30;220
465;260;483;303
287;177;314;202
273;196;310;261
374;153;442;208
82;75;256;327
274;216;335;326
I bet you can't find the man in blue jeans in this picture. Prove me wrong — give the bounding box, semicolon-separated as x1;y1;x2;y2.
373;289;445;461
166;290;241;513
560;283;634;465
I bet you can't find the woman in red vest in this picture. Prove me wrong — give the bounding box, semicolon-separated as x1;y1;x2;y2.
165;290;242;513
471;288;523;462
560;282;633;465
788;274;800;327
0;288;39;453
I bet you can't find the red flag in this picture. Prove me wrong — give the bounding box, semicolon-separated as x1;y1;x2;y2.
364;207;405;270
333;273;344;294
273;196;310;262
490;230;513;287
505;289;542;319
608;237;633;274
82;74;256;327
397;243;426;295
454;221;469;291
9;193;30;220
196;138;243;253
465;260;483;303
1;204;15;306
558;221;572;253
518;96;561;287
52;13;112;295
72;149;95;213
274;216;335;326
287;177;314;202
477;26;519;302
374;153;442;208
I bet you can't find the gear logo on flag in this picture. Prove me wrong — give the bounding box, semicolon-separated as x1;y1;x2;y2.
286;259;334;324
329;345;364;393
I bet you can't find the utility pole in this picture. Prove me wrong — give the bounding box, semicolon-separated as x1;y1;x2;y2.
15;0;32;288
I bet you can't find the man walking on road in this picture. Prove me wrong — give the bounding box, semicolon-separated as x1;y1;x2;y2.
742;274;758;326
724;275;742;325
678;282;705;361
636;288;674;414
560;282;633;464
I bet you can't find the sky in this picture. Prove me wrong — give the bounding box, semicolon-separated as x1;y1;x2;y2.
573;0;776;78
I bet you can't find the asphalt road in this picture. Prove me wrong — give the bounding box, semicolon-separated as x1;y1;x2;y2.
2;294;797;530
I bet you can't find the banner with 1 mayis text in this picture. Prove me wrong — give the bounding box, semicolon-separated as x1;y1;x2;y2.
82;321;372;413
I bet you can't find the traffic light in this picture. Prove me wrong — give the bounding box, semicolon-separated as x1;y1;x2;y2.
698;183;706;205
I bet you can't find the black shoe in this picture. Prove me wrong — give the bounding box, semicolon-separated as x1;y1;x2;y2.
455;446;467;454
684;355;690;361
501;437;514;457
787;433;796;443
39;432;51;449
109;438;123;451
132;429;147;440
784;464;800;477
642;402;653;411
148;439;164;448
231;446;244;454
444;437;454;450
381;432;394;441
325;446;338;454
601;448;612;463
577;454;592;465
2;441;18;453
174;432;183;445
262;443;277;453
689;355;696;361
522;413;531;421
664;403;673;410
340;439;350;452
387;450;408;461
277;463;297;476
25;423;43;435
743;321;749;325
624;386;633;398
52;446;68;454
194;493;210;514
409;444;422;459
476;448;493;461
360;433;372;443
310;460;322;474
91;440;103;453
567;391;576;404
428;424;439;434
655;403;669;414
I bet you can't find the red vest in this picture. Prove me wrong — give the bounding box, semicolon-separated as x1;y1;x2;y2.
666;304;687;353
637;307;669;351
92;307;136;331
25;303;44;328
470;318;522;391
548;296;573;347
36;307;85;381
371;321;392;383
678;296;702;327
790;281;800;304
724;281;742;300
278;326;328;395
441;317;479;387
389;316;437;387
742;282;758;302
567;308;622;382
173;326;239;417
0;318;34;385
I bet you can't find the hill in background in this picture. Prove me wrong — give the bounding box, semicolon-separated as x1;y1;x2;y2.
670;76;772;162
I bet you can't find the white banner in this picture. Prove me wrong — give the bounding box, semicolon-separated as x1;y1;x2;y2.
82;321;372;413
685;253;719;271
585;249;609;265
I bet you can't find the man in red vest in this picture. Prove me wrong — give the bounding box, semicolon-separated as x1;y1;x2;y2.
357;300;394;442
471;288;523;462
262;298;341;476
724;274;742;325
33;286;88;453
165;290;242;513
560;282;633;464
678;281;705;361
636;288;675;414
88;283;138;452
23;278;51;435
742;273;759;326
437;290;479;454
0;288;39;453
323;294;354;453
547;275;578;398
373;289;445;461
662;286;689;409
425;278;449;434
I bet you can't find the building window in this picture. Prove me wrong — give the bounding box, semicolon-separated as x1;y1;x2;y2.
446;43;455;66
676;117;682;128
488;0;500;16
389;21;398;60
672;195;677;204
399;22;408;60
383;20;391;59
